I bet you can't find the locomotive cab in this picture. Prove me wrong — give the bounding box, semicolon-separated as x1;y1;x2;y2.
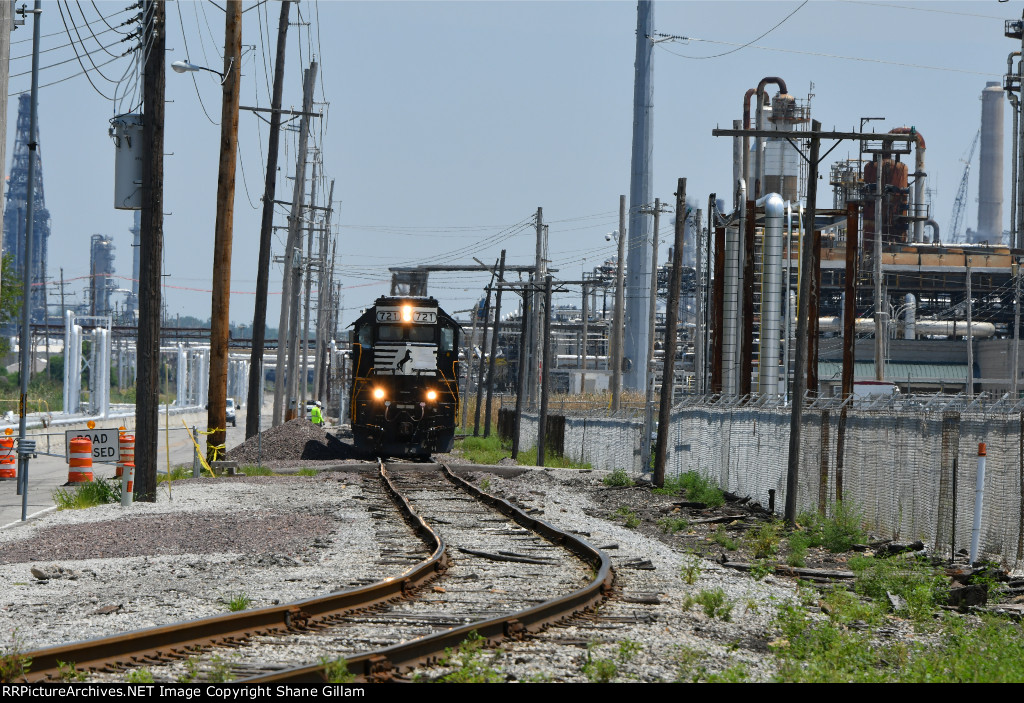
350;296;460;457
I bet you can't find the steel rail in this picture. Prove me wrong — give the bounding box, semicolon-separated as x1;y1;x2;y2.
243;462;615;683
17;461;447;682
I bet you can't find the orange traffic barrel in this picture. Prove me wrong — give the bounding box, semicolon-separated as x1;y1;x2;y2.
117;434;135;478
67;437;94;484
0;437;13;481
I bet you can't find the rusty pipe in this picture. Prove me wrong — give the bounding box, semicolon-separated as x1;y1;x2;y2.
889;127;926;242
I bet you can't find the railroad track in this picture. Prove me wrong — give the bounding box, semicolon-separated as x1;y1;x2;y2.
17;462;613;683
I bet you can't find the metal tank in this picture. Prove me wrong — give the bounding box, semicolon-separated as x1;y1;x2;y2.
89;234;116;317
763;94;808;203
978;81;1004;243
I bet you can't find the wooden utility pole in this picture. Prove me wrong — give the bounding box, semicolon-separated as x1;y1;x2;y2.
300;159;319;409
511;290;529;459
654;178;686;487
246;0;291;439
206;0;242;462
785;120;822;525
611;195;626;410
580;281;589;393
272;62;316;426
473;265;496;436
836;201;859;502
313;180;334;404
135;0;165;501
483;250;506;437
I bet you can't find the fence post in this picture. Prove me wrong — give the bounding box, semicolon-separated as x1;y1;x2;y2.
970;443;987;565
192;425;200;478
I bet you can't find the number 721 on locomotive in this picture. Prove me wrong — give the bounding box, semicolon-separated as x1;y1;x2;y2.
349;296;461;457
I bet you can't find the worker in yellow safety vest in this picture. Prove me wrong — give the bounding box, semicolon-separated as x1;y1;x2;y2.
311;401;324;426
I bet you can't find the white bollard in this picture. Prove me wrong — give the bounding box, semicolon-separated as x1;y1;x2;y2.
969;443;987;565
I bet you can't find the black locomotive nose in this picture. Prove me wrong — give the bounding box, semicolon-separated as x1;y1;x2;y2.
398;421;414;437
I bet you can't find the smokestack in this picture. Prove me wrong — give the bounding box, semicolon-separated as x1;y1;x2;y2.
978;81;1004;243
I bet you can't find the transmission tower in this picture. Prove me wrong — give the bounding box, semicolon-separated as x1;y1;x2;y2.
3;92;51;322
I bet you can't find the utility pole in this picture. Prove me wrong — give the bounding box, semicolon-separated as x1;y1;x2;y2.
611;195;626;410
654;179;686;487
483;250;506;437
529;207;545;409
511;291;529;459
206;0;242;462
473;265;496;436
246;0;291;439
300;158;319;410
641;198;669;468
272;62;316;426
1014;260;1020;398
313;180;334;404
135;0;164;502
874;153;886;381
580;280;589;393
536;274;553;467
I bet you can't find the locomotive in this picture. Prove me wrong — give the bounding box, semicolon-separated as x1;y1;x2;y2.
349;296;461;457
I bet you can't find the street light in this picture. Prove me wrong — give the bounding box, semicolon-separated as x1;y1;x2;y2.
171;59;234;85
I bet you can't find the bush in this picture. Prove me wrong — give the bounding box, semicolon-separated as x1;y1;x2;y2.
799;502;867;553
53;478;121;510
603;468;632;487
680;471;725;507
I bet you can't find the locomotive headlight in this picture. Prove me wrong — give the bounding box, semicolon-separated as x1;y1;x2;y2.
426;390;438;401
402;305;413;322
373;388;385;400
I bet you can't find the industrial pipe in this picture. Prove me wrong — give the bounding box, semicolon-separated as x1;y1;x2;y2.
925;218;940;244
758;193;785;395
754;77;788;198
903;294;916;340
742;89;771;198
970;442;987;565
723;180;745;395
889;127;926;242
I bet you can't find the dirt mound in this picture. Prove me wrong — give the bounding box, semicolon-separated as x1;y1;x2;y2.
226;418;355;463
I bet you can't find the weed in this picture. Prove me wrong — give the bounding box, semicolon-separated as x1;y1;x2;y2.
320;657;356;683
480;477;492;492
226;593;252;612
524;447;591;469
617;639;642;663
652;473;687;496
295;468;318;477
0;631;31;682
523;672;553;683
124;669;154;683
680;553;702;585
746;521;782;559
52;478;121;510
745;598;760;614
799;502;867;553
687;588;733;621
435;631;503;683
603;468;633;487
750;559;775;581
657;516;688;534
157;466;194;483
206;654;235;683
849;555;948;623
57;661;87;682
613;506;641;529
240;465;274;477
676;471;725;507
786;531;811;567
455;435;513;466
705;664;749;682
177;657;200;683
582;648;617;683
713;525;739;550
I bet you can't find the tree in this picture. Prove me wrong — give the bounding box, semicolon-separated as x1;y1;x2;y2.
0;254;22;356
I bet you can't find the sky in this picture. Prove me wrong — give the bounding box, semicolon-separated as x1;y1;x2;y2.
4;0;1018;333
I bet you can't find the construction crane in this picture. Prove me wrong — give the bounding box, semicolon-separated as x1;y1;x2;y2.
947;129;980;243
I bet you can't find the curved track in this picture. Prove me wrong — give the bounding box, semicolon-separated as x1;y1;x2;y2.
15;462;613;683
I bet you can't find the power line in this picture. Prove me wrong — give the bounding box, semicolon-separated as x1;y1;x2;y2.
652;1;808;60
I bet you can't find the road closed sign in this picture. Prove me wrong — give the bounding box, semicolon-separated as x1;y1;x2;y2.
65;428;120;462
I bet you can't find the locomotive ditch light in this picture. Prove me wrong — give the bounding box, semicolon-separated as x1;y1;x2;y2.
373;388;386;400
402;304;413;323
426;390;438;401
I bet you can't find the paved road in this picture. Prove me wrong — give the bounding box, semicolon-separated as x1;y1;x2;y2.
0;400;269;527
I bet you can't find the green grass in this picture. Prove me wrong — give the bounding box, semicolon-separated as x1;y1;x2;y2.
713;525;739;550
295;468;318;477
240;465;274;476
52;477;121;510
680;553;702;585
158;466;194;483
654;471;726;506
522;446;592;469
455;434;513;465
603;468;633;487
320;657;356;683
849;554;948;623
225;593;252;612
613;506;641;529
657;516;688;534
786;531;811;567
745;521;783;559
683;588;733;621
798;502;867;553
124;668;154;683
0;631;30;683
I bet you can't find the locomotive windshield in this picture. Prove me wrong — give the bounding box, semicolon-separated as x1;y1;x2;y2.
377;325;435;343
